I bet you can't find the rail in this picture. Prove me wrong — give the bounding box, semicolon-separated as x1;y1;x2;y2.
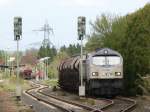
25;84;72;112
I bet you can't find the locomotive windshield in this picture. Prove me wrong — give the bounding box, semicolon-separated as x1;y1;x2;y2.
92;56;121;66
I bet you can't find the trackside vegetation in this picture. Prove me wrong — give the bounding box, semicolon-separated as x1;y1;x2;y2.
85;4;150;96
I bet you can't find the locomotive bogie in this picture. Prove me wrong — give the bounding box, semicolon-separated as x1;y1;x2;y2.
88;79;123;96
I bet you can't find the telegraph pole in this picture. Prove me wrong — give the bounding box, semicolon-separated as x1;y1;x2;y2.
4;50;7;77
14;17;22;100
78;16;86;96
5;48;10;77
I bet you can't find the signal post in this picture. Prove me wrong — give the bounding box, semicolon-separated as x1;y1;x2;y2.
78;16;86;97
14;17;22;100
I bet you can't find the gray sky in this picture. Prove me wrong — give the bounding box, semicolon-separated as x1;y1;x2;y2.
0;0;149;51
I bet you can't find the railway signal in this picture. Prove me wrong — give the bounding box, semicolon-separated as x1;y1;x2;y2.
78;16;86;96
14;17;22;100
78;17;86;40
14;17;22;40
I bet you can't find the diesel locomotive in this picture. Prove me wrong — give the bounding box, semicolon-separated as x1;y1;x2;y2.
58;48;123;96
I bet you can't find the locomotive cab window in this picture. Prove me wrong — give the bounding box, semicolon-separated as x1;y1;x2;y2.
92;56;121;66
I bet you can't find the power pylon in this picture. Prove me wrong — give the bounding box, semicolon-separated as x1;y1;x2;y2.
33;21;54;80
33;21;54;48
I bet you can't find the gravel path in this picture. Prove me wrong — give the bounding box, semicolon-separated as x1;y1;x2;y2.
0;91;17;112
101;98;133;112
132;96;150;112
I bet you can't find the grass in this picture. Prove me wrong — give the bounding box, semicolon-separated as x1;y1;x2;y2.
0;72;35;112
0;72;31;92
87;98;96;105
72;96;96;105
41;79;58;87
142;76;150;95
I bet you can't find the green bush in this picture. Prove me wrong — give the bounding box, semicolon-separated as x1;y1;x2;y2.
85;4;150;96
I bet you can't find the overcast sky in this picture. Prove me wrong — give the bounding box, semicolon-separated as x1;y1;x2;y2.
0;0;149;51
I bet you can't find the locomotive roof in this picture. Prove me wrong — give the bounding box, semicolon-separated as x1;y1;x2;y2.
92;48;121;57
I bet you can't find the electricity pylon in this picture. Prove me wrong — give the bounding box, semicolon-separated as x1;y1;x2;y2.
33;21;54;48
33;21;54;80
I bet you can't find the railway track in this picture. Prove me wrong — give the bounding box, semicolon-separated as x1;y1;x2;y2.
26;82;102;112
27;81;136;112
39;85;136;112
100;97;136;112
36;82;114;112
25;84;71;112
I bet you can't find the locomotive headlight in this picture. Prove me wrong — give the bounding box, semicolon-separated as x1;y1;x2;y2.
115;72;121;76
92;72;98;76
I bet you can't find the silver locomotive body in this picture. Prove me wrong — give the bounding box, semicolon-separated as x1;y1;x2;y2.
58;48;123;96
86;48;123;96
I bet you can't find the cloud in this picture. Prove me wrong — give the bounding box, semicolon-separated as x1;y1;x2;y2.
0;0;15;6
59;0;109;7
